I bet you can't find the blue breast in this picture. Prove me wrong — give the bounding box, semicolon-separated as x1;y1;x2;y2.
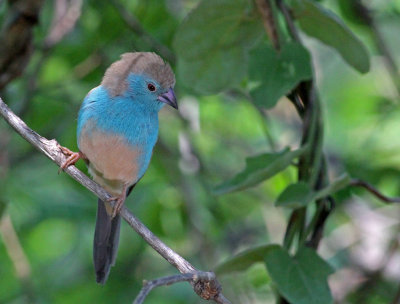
77;83;160;179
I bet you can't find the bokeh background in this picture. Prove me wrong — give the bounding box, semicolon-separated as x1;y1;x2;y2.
1;0;400;303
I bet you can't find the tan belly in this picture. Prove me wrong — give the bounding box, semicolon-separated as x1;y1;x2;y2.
79;127;141;195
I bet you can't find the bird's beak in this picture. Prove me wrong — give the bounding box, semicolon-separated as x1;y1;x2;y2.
158;88;178;109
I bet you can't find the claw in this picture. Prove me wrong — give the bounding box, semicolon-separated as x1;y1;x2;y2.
59;145;84;173
107;185;128;218
107;194;126;218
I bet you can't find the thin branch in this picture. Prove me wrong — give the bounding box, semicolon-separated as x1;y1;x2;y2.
350;179;400;203
134;273;196;304
306;196;335;249
256;0;280;50
134;272;219;304
276;0;301;43
0;96;231;304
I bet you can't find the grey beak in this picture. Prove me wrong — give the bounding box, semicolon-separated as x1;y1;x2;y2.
158;88;178;109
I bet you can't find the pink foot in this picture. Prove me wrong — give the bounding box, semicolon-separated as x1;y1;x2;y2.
107;185;128;218
59;146;85;172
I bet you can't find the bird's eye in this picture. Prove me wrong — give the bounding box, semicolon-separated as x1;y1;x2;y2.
147;83;156;92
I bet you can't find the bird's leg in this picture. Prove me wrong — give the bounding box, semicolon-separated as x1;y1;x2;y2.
107;184;129;218
59;145;86;171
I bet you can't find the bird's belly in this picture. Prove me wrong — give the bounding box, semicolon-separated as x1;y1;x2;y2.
79;128;143;195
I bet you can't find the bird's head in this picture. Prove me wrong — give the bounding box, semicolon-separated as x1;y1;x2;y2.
101;52;177;111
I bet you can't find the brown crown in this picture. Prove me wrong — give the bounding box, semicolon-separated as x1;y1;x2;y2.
101;52;175;97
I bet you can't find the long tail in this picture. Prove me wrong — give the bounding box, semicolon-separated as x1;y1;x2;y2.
93;199;121;284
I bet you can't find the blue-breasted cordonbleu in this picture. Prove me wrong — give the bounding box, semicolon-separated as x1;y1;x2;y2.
60;52;177;284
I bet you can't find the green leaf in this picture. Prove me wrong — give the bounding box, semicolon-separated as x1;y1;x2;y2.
291;0;370;73
276;174;351;209
216;244;275;275
177;48;248;95
249;42;312;109
275;182;313;208
214;146;307;195
173;0;263;94
265;245;334;304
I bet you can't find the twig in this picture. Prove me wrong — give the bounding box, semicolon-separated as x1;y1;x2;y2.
134;272;219;304
256;0;280;50
276;0;301;43
350;179;400;203
306;196;335;249
0;96;231;304
134;273;196;304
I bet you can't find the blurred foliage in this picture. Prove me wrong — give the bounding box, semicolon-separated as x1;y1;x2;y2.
173;0;263;94
249;41;312;109
214;147;306;195
0;0;400;303
291;0;370;73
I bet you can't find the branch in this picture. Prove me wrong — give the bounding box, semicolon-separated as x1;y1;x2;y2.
256;0;280;50
306;196;335;249
276;0;301;43
305;177;400;249
134;272;221;304
0;96;231;304
350;179;400;203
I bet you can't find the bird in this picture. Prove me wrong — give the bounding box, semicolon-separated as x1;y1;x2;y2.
59;52;177;284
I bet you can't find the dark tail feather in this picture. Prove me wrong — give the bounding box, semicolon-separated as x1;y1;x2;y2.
93;199;121;284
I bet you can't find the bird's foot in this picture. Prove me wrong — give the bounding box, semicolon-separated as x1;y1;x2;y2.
107;191;127;218
59;145;84;173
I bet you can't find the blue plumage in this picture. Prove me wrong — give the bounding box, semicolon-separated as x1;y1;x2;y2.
77;75;163;180
60;52;177;284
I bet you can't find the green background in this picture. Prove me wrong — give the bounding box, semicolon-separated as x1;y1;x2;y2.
1;0;400;303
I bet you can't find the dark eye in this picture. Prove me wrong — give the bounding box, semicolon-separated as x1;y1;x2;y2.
147;83;156;92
